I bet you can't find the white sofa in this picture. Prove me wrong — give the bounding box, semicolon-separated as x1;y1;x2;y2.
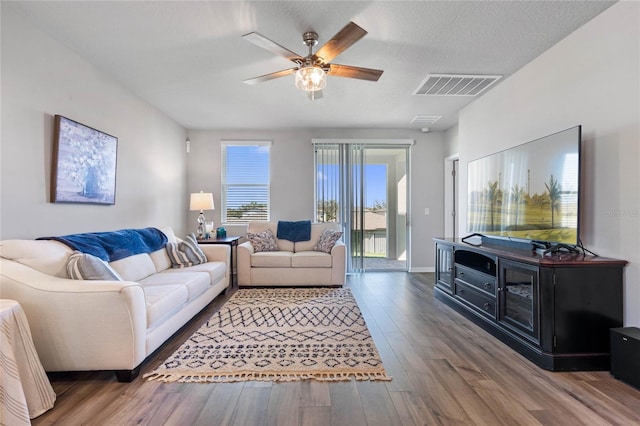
0;226;230;381
237;221;346;287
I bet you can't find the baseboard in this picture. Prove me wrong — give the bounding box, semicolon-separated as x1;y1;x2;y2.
409;267;435;273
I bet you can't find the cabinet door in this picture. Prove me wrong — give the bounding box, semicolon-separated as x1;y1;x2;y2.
498;259;540;344
435;244;454;294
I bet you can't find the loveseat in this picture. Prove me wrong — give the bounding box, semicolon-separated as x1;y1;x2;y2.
237;221;346;287
0;226;230;381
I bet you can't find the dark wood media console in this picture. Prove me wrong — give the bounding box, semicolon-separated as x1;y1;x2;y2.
434;237;627;371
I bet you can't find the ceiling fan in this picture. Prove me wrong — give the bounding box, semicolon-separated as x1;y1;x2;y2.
242;21;383;100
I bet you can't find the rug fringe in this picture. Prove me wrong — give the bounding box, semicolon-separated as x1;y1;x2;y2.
143;370;392;384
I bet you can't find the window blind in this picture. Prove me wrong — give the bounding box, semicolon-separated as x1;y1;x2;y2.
221;141;271;223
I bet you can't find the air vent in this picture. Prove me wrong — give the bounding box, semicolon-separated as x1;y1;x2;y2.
413;74;502;96
411;115;441;125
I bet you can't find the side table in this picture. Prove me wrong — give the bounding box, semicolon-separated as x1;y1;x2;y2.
1;300;56;424
198;236;240;287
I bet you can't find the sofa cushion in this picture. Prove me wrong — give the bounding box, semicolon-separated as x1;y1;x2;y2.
110;253;157;282
150;226;179;272
249;268;333;286
149;248;172;273
67;251;122;281
166;233;207;268
0;239;73;278
140;271;210;301
143;285;189;330
251;251;293;268
176;262;227;286
313;229;344;253
291;251;332;268
247;229;278;253
158;226;178;244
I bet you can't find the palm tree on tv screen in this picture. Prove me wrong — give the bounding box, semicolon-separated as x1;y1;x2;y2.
510;184;527;231
545;174;562;229
484;181;502;232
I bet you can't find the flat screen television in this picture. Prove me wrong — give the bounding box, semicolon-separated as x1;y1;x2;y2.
467;125;581;247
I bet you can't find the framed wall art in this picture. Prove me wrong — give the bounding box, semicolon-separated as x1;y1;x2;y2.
51;115;118;205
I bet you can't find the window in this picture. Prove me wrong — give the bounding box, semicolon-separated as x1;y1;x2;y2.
221;141;271;223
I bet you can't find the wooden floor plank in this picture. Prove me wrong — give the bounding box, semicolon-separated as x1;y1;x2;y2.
266;382;301;426
159;382;215;425
356;380;402;426
384;331;432;373
407;360;469;423
300;406;331;426
470;379;544;426
329;380;367;426
192;381;244;426
230;387;271;426
30;273;640;426
389;390;440;426
366;330;416;393
428;359;505;426
299;381;330;407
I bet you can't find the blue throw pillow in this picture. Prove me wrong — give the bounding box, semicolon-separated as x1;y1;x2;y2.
277;220;311;242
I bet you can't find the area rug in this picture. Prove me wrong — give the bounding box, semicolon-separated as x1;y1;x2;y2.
144;287;391;383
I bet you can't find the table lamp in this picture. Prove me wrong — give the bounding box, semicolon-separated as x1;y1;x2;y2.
190;191;215;239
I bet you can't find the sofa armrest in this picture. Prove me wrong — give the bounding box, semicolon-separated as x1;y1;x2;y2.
198;244;230;264
330;241;346;285
198;244;231;285
0;259;147;372
237;241;254;286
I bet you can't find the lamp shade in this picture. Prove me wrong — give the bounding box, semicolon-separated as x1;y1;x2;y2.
295;65;326;92
190;192;215;211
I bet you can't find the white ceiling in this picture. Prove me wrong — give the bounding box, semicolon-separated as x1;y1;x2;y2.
6;1;615;131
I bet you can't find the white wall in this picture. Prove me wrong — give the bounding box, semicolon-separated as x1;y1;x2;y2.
457;2;640;326
1;6;188;239
444;125;459;158
186;128;445;271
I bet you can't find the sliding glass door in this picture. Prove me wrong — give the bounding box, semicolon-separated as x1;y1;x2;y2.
315;142;409;273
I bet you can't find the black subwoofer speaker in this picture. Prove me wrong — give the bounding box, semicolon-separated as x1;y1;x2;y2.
610;327;640;389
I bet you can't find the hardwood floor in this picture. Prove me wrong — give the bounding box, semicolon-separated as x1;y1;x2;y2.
34;273;640;425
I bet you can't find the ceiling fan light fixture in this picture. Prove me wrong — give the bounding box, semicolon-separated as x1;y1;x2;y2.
295;65;326;92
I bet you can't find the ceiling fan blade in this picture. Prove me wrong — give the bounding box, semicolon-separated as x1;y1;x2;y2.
327;64;383;81
243;68;297;85
314;21;367;64
242;32;303;63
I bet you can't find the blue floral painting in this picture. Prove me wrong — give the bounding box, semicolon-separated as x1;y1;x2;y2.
52;115;117;204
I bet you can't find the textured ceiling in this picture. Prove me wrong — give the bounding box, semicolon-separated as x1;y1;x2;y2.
5;1;615;131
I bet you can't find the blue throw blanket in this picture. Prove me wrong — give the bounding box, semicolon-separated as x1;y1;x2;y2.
38;227;168;262
276;220;311;242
